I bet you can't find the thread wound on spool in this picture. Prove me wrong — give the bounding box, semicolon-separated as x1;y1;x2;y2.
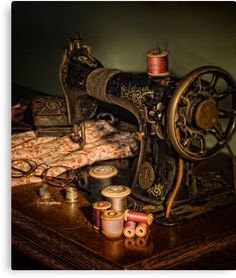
89;165;118;179
123;221;136;238
92;201;111;230
135;222;148;238
101;185;131;212
124;210;153;225
101;210;124;239
147;49;169;77
89;165;118;202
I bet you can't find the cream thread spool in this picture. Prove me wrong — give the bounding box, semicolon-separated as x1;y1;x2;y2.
101;210;124;239
123;221;136;238
92;200;111;230
89;165;118;202
101;185;131;212
135;222;148;238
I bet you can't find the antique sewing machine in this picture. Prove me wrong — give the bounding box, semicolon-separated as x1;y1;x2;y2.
58;33;236;225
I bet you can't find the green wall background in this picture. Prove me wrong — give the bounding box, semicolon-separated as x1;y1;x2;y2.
12;1;236;150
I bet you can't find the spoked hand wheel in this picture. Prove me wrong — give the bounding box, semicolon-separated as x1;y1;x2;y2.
167;66;236;161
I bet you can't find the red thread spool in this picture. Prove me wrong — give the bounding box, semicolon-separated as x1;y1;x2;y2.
123;221;136;238
92;200;111;230
124;210;153;226
147;49;169;77
135;222;148;238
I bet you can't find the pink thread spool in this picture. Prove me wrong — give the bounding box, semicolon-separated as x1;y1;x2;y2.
92;200;111;230
124;210;153;226
135;222;148;238
147;49;169;77
123;221;136;238
101;210;124;239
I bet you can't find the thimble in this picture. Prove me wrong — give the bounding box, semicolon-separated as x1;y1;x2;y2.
38;184;51;199
65;187;79;202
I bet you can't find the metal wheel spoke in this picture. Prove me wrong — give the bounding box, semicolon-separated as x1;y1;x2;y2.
194;76;202;92
182;136;192;147
209;73;219;89
208;126;224;145
213;88;231;100
219;109;233;118
198;134;207;154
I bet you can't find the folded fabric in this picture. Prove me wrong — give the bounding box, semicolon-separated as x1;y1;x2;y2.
11;120;139;186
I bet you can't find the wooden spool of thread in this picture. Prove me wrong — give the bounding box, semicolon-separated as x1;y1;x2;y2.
101;210;124;239
92;200;111;230
123;221;136;238
135;222;148;238
101;185;131;212
124;210;153;226
89;165;118;202
147;49;169;77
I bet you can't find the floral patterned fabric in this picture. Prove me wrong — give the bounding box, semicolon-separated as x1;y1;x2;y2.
11;120;138;186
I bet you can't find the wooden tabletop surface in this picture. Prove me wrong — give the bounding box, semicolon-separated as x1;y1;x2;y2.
12;154;236;269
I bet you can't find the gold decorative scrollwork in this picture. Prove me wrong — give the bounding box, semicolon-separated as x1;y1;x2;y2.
120;85;154;121
76;55;98;67
147;183;164;197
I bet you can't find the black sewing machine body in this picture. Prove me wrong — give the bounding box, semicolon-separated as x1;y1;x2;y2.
59;34;236;224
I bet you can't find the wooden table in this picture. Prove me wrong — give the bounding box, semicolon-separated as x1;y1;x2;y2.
12;155;236;270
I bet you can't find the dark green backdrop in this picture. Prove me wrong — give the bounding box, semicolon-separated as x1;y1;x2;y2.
12;1;236;149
